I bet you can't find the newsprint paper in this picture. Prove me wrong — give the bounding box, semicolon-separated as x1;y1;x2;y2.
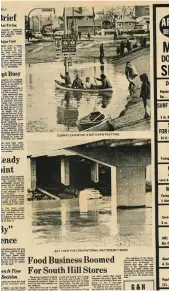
1;1;169;290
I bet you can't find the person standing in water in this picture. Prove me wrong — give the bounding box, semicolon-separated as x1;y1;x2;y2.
125;61;138;95
120;41;125;57
140;73;151;119
100;43;104;64
87;32;91;40
78;30;82;40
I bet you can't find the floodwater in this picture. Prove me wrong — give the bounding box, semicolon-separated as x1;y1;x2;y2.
28;195;152;248
26;59;128;132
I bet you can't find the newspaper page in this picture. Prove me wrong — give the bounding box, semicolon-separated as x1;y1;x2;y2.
1;1;169;290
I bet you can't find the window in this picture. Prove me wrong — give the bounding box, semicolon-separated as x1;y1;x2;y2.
145;6;150;16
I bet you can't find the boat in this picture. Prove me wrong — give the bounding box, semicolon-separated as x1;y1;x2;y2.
79;189;102;200
77;111;114;131
54;80;113;93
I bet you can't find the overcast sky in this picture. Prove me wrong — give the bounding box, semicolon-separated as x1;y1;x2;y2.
17;3;136;17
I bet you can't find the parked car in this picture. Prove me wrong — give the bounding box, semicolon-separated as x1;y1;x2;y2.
54;30;71;36
130;28;146;34
96;29;115;36
54;30;64;36
42;32;54;37
34;32;43;39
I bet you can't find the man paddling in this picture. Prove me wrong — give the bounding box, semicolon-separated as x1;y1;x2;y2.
60;72;71;87
94;74;112;89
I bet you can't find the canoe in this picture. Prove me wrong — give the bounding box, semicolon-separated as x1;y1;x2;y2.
77;111;114;131
54;80;113;93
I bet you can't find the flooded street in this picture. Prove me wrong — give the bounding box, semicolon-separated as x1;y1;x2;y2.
28;195;152;248
26;59;128;132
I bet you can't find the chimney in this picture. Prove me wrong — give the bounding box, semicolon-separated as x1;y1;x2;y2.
79;7;82;14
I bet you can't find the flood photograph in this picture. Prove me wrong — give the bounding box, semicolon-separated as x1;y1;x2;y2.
27;138;152;248
25;4;151;132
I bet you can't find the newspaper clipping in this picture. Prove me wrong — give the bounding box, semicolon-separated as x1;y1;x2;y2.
1;1;169;290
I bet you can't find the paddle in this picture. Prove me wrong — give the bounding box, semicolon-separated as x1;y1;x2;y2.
93;65;98;89
94;77;98;88
92;113;103;122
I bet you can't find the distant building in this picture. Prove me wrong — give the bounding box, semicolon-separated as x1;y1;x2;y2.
52;16;63;30
30;16;41;33
135;6;150;18
29;14;54;33
135;16;150;32
75;19;101;34
116;17;136;31
64;7;95;34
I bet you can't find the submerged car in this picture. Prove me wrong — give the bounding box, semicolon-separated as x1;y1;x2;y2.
79;188;102;200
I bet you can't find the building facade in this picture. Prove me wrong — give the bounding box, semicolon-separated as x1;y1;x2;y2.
116;17;136;31
135;6;150;18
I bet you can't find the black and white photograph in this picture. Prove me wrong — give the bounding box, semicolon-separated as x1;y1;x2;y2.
25;4;151;132
27;138;152;248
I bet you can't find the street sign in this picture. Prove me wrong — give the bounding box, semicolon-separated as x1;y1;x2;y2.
69;39;76;57
42;8;53;12
62;38;69;57
68;57;72;66
62;34;76;57
55;38;62;57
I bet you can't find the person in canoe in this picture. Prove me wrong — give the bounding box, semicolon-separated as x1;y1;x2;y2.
60;72;71;87
84;77;95;89
72;74;84;89
94;74;112;89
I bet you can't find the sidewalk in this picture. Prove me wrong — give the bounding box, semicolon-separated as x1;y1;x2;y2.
112;92;151;131
111;47;150;131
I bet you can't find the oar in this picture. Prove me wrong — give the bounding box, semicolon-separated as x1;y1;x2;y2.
94;77;98;88
93;65;98;88
92;113;103;122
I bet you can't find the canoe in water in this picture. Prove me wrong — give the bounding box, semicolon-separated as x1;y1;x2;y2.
77;111;114;131
54;80;113;93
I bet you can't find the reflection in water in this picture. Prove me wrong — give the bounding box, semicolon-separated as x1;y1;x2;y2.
100;65;104;75
29;196;152;248
98;91;112;109
60;201;70;238
28;73;33;90
57;92;79;130
79;197;99;225
26;59;128;132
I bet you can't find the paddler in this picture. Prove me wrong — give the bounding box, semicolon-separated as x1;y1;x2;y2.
125;61;138;95
60;72;71;87
72;74;84;89
94;74;112;89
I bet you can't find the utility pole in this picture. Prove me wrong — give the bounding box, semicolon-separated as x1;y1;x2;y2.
64;7;69;74
27;8;55;41
92;7;96;36
73;7;75;27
